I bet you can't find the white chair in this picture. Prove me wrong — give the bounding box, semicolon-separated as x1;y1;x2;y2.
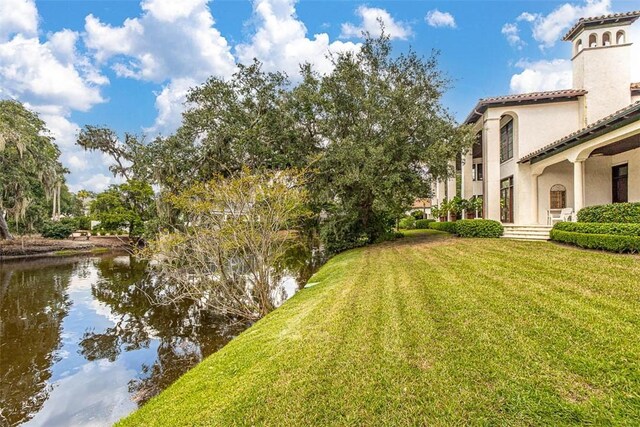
559;208;574;222
548;208;574;224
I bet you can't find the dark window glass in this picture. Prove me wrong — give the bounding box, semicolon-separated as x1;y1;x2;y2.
500;119;514;163
500;176;514;223
612;164;628;203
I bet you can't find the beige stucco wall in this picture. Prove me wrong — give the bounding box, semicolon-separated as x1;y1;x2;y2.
584;156;612;206
632;93;640;103
572;41;632;124
537;161;575;224
612;147;640;202
484;101;583;161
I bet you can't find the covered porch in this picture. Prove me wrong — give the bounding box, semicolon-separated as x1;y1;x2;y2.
522;102;640;225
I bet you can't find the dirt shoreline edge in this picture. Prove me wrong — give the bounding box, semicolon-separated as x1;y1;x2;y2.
0;236;133;260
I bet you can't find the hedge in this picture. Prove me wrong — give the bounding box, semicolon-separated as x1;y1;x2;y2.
415;219;435;229
550;229;640;253
428;221;458;234
428;220;503;238
455;219;504;238
554;222;640;237
398;217;416;230
577;202;640;223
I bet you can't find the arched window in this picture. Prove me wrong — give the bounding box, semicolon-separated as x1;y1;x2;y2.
617;30;626;44
575;39;583;54
589;33;598;48
603;32;611;46
550;184;567;209
500;115;514;163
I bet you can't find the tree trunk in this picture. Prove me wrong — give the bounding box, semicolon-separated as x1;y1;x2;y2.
0;209;13;240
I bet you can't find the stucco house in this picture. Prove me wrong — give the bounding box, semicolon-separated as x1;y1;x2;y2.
433;11;640;238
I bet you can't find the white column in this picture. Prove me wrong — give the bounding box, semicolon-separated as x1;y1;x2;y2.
483;118;501;221
531;173;540;224
573;160;585;216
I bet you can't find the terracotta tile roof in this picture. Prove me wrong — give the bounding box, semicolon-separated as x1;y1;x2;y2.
519;100;640;164
563;11;640;41
412;198;432;209
464;89;587;125
632;82;640;91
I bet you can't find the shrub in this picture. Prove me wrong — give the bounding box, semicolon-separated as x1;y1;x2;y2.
577;202;640;223
415;219;435;229
455;219;504;238
398;216;416;230
554;222;640;236
410;210;425;220
41;221;75;239
550;229;640;253
428;221;458;234
75;216;91;230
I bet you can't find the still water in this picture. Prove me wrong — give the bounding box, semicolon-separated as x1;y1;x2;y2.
0;252;310;426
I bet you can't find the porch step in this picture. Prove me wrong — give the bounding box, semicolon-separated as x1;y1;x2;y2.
502;225;552;241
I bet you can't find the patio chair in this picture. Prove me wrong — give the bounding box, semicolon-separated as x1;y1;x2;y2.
559;208;574;222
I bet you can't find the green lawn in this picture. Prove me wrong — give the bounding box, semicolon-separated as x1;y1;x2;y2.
120;230;640;426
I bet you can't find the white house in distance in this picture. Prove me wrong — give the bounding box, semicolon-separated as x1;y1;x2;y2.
433;11;640;236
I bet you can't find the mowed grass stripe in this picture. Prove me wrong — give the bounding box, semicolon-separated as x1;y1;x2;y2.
119;230;640;426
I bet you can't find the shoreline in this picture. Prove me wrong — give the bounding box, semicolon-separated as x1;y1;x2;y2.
0;236;133;261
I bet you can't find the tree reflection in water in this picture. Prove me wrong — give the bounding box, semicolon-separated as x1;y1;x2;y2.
0;244;319;425
0;259;72;426
79;255;246;405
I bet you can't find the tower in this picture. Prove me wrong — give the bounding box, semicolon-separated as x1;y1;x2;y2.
564;11;640;124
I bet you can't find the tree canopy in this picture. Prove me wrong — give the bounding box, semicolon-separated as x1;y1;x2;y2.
0;100;68;239
77;32;473;252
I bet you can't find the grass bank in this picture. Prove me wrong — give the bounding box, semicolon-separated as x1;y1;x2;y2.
120;230;640;426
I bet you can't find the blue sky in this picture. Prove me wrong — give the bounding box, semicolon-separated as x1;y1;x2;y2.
1;0;639;192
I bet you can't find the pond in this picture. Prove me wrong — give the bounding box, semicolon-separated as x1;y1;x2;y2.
0;251;317;426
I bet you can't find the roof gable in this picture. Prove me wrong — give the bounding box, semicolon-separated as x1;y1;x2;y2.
562;11;640;41
464;89;587;125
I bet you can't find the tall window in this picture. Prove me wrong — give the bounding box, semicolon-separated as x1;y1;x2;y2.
472;163;483;181
500;176;514;223
550;184;566;209
613;164;628;203
500;118;514;163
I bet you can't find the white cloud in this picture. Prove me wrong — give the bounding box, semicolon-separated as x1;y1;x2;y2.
528;0;611;49
0;0;38;42
236;0;360;76
509;59;572;93
141;0;205;23
502;23;525;49
68;172;122;193
0;0;112;193
0;34;106;112
84;1;235;83
84;0;236;134
145;78;197;134
340;5;412;40
517;12;538;23
425;10;457;29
